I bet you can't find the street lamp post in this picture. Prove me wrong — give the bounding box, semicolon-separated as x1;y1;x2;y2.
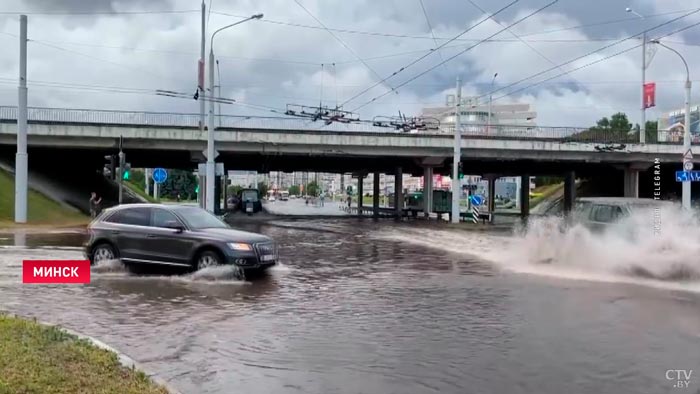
206;14;263;213
627;7;647;144
487;73;497;133
651;39;692;209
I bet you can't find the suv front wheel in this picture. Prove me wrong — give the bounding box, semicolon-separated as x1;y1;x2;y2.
91;243;117;265
195;250;222;271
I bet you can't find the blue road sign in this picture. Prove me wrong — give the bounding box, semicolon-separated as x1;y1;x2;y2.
675;171;700;182
470;194;484;206
152;167;168;184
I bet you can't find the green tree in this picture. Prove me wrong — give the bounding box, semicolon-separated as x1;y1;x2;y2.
129;169;146;190
159;169;197;200
227;185;243;197
257;182;269;198
566;112;636;143
288;185;301;196
306;181;319;197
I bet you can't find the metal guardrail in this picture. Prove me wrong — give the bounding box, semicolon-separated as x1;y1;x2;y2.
0;106;682;144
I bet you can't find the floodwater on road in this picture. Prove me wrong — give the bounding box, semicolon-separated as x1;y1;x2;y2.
1;216;699;394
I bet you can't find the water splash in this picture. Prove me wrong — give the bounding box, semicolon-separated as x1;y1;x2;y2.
503;206;700;282
374;205;700;292
91;259;128;274
187;265;245;282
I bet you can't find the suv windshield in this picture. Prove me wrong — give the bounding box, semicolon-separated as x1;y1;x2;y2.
174;207;228;229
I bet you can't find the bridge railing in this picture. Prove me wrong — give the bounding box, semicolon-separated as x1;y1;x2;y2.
0;106;683;144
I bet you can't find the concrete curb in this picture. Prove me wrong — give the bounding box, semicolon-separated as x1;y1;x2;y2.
2;313;184;394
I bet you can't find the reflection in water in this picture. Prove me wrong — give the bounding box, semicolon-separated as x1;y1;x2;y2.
0;220;699;394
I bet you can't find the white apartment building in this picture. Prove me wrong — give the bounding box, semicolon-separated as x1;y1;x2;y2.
421;95;537;129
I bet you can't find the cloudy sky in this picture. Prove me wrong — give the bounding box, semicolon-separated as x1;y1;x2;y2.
0;0;698;127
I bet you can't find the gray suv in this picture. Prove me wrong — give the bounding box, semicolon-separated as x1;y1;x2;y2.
84;204;278;274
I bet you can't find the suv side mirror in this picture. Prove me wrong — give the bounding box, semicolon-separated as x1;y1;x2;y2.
164;220;184;233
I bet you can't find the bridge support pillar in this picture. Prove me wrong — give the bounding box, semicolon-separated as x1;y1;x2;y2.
423;166;433;218
623;167;640;198
373;172;380;219
485;174;497;223
356;173;365;216
520;175;530;220
564;171;576;213
395;167;403;220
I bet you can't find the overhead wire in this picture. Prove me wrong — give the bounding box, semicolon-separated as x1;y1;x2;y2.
291;0;395;93
417;0;447;70
351;0;560;112
338;0;520;108
490;17;700;103
462;0;619;113
211;8;698;42
478;7;700;103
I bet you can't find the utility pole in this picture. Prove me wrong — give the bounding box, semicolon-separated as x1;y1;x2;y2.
15;15;28;223
684;77;692;210
199;0;206;209
451;77;462;224
206;36;216;213
118;136;124;205
640;30;647;144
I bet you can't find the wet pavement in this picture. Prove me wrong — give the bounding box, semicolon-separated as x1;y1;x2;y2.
1;219;699;394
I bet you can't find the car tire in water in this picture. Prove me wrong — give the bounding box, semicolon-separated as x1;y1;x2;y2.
195;250;222;271
91;243;117;266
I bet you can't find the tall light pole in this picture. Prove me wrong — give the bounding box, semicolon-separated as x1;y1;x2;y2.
627;7;647;144
451;76;462;224
206;13;263;213
15;15;28;223
487;72;498;133
651;39;692;209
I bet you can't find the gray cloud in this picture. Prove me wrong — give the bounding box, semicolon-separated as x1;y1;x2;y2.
22;0;171;12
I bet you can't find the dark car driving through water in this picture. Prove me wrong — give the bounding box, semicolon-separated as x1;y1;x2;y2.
84;204;278;275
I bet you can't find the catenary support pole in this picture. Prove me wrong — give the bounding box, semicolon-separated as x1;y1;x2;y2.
15;15;28;223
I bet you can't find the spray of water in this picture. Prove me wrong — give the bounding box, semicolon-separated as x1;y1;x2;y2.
374;206;700;292
187;265;245;282
504;206;700;282
91;259;127;274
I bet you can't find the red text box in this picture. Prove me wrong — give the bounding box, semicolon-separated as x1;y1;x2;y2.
23;260;91;284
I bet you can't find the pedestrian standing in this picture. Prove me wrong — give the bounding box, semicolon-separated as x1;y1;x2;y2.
89;192;102;218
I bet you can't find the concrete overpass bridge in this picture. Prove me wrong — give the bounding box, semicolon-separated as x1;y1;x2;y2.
0;106;692;219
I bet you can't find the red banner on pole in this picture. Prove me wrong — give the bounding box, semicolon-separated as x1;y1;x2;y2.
198;59;205;90
644;82;656;109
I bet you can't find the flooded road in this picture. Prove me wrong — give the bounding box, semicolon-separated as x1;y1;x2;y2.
1;219;699;394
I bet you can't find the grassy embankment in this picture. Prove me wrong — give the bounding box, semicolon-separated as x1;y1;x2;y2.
529;182;565;207
0;169;89;228
0;314;169;394
123;180;159;203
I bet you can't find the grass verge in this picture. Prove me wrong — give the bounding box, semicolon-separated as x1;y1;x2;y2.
0;314;169;394
124;180;159;203
530;182;564;208
0;169;88;226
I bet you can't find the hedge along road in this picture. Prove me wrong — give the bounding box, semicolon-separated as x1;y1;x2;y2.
0;218;699;394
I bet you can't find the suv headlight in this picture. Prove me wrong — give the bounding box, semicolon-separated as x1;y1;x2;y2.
228;243;252;251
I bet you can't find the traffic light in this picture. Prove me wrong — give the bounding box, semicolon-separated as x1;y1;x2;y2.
122;163;131;180
195;185;199;194
103;155;115;179
458;161;464;180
